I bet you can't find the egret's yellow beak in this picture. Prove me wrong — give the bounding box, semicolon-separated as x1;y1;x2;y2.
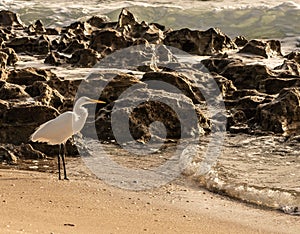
90;99;106;104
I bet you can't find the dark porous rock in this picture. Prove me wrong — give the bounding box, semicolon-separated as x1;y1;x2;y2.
64;21;93;37
26;20;46;35
25;81;64;109
5;35;51;55
0;102;59;144
47;78;81;99
141;71;205;103
99;73;143;103
0;47;19;66
285;51;300;64
264;78;300;94
116;9;164;44
0;10;24;28
212;74;237;97
164;27;236;56
98;88;206;142
45;27;61;35
0;28;10;41
256;88;300;134
132;22;164;44
44;52;67;66
90;28;131;56
0;99;9;120
0;80;30;100
33;20;46;34
228;109;248;126
0;145;17;163
200;57;242;74
0;51;8;68
68;48;99;67
15;143;46;160
87;15;110;28
0;68;8;80
0;143;46;162
230;89;273;101
238;39;282;58
234;95;267;119
117;8;138;28
221;63;275;90
233;36;248;47
62;39;86;54
274;60;300;77
7;67;57;86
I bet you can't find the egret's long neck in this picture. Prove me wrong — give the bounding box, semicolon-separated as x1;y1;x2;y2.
72;100;89;134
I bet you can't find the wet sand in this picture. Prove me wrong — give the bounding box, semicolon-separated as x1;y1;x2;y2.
0;168;299;234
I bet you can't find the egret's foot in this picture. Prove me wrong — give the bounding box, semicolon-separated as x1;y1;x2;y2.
64;177;69;180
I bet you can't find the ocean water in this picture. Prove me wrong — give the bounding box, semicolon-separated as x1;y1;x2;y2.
1;0;299;212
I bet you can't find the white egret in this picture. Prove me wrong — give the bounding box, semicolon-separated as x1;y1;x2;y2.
30;96;105;180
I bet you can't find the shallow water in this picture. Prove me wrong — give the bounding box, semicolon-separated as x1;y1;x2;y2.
1;0;300;39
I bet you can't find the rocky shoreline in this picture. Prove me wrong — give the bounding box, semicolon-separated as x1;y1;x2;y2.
0;8;299;168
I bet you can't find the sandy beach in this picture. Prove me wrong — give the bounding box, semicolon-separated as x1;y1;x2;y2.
0;167;299;234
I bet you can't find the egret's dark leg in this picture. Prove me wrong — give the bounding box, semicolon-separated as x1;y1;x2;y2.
58;144;62;180
62;143;68;180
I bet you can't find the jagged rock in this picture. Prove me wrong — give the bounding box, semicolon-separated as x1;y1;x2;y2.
27;20;46;35
0;143;47;162
0;102;59;144
116;9;164;44
99;73;143;102
228;109;248;126
141;71;205;103
25;81;64;109
200;57;242;74
117;8;138;28
5;35;51;55
44;52;67;66
96;88;206;142
256;88;300;134
90;28;131;56
0;145;17;163
0;10;24;28
87;15;110;28
132;23;164;44
234;95;267;119
62;39;86;54
47;78;81;99
221;63;275;90
264;77;300;94
45;27;61;35
16;143;46;159
0;28;10;41
0;100;9;120
0;80;30;100
274;60;300;76
234;36;248;47
285;51;300;64
68;48;99;67
164;27;236;56
238;39;282;58
212;74;237;97
7;67;57;86
0;51;8;68
0;47;19;66
64;21;93;37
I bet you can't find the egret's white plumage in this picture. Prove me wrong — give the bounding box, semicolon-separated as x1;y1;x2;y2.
30;96;105;179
